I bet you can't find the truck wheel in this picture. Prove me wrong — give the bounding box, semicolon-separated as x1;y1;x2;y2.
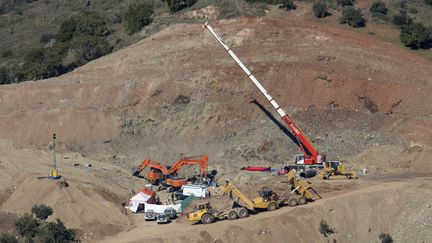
237;208;249;218
267;202;277;211
201;214;213;224
227;210;238;220
298;196;307;205
288;198;298;207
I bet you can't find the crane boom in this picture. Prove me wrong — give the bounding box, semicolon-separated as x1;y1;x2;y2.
203;22;322;165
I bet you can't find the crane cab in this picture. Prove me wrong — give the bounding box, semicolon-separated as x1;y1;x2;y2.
294;154;305;165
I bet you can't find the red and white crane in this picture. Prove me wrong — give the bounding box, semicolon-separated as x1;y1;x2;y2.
203;22;323;165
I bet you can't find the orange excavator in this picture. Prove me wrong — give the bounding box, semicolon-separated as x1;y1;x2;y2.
131;159;169;184
132;155;211;190
165;155;209;189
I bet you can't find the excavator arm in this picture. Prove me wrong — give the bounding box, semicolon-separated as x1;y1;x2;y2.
132;159;169;182
203;23;322;165
168;154;209;176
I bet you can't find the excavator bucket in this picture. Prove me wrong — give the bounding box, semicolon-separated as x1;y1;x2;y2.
131;167;140;177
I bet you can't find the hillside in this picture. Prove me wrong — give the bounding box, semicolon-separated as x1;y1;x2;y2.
0;10;431;168
0;1;431;242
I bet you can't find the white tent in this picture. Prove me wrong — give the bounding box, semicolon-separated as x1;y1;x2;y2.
127;192;152;213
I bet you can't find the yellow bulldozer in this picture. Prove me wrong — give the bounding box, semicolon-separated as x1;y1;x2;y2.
317;161;357;180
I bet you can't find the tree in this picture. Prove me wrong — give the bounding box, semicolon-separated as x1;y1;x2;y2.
370;1;387;15
280;0;296;10
379;233;393;243
337;0;355;7
21;47;65;80
319;220;335;237
1;49;13;58
15;214;39;240
72;35;112;62
56;12;108;42
31;204;53;221
124;2;154;34
340;7;365;28
400;22;432;49
40;34;53;44
313;1;329;18
392;10;412;26
425;0;432;6
164;0;197;13
37;219;75;243
0;233;18;243
0;68;10;85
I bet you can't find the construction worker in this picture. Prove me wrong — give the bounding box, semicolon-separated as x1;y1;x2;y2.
170;192;175;204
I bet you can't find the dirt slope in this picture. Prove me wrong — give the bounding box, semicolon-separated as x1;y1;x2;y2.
0;14;431;171
0;144;136;241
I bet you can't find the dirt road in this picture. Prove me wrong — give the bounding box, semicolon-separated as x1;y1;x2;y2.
101;176;432;243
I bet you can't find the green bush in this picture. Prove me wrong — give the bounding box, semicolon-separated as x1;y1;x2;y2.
14;207;75;243
1;49;13;58
72;35;112;62
280;0;296;10
313;1;329;18
31;204;53;220
379;233;393;243
164;0;197;13
392;11;412;26
340;6;365;28
21;47;65;80
37;219;75;243
425;0;432;6
56;12;108;42
124;2;154;34
408;7;418;14
40;34;53;44
52;11;112;76
319;220;335;237
15;213;39;240
400;22;432;49
0;68;8;84
370;1;387;14
0;233;17;243
337;0;355;7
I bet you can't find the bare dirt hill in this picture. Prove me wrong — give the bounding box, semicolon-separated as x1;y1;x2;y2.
0;14;431;170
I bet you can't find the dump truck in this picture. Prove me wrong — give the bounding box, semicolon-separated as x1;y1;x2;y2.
187;178;315;224
187;181;276;224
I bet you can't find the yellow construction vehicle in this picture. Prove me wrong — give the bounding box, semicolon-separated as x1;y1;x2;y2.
187;181;280;224
287;170;321;204
221;180;281;212
186;201;246;224
317;161;357;180
187;178;317;224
